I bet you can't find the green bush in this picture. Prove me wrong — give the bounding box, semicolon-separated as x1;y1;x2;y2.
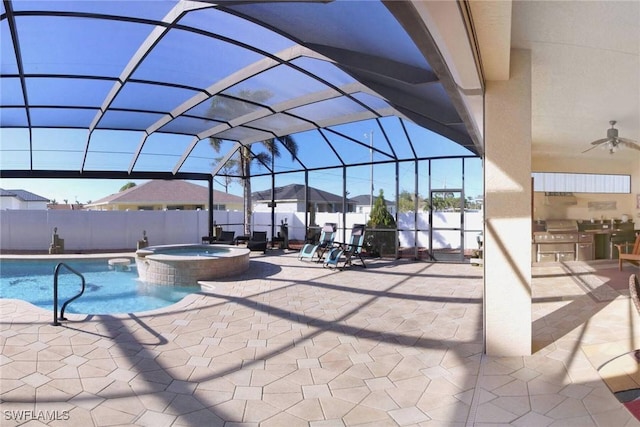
364;189;396;257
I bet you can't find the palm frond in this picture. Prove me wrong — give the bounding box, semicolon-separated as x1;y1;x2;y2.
277;135;298;160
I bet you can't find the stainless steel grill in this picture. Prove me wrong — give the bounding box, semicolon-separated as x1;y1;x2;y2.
533;220;579;262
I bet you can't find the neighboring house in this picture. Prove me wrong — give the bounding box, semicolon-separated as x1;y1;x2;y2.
0;189;50;210
84;180;243;211
253;184;356;213
351;194;396;216
47;203;84;210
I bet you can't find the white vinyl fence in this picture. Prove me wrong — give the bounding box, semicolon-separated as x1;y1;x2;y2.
0;209;483;252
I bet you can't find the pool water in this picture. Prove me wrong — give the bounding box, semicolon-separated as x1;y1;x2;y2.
0;259;200;314
149;246;231;257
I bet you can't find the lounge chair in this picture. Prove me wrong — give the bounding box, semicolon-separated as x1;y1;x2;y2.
214;231;235;244
616;234;640;271
247;231;268;253
324;224;367;270
298;223;337;262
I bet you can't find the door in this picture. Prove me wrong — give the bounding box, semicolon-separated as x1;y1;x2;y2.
429;189;465;262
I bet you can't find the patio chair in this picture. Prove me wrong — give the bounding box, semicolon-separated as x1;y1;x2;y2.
616;234;640;271
247;231;268;253
324;224;367;270
213;231;235;244
298;223;337;262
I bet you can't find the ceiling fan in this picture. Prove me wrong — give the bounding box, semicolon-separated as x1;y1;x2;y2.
582;120;640;154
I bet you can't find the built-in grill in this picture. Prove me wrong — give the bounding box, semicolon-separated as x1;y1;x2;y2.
533;220;580;262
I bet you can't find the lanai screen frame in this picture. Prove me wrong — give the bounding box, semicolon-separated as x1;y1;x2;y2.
1;0;484;257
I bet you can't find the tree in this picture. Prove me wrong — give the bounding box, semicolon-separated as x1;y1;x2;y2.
119;182;136;192
365;189;396;256
213;156;240;193
398;190;415;212
207;91;298;235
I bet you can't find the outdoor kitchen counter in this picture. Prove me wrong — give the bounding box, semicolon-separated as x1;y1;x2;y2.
580;227;636;259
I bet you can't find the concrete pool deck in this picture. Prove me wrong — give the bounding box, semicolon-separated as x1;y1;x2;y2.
1;251;639;426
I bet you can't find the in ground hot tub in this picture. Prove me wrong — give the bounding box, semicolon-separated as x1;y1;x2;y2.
135;244;250;286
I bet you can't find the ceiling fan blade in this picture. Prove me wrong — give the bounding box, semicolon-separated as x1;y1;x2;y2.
617;137;639;145
582;144;602;153
589;138;609;145
619;140;640;151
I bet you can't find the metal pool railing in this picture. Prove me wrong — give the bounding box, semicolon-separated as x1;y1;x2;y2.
52;263;86;326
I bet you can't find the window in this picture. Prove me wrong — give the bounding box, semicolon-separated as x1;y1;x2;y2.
532;172;631;194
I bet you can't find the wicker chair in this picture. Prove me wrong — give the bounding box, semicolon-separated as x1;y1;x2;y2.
630;274;640;315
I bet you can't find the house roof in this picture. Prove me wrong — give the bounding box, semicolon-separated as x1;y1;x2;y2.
86;180;242;207
252;184;353;204
350;194;394;206
0;188;50;202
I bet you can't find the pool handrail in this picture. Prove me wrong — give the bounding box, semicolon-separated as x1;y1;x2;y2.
52;262;86;326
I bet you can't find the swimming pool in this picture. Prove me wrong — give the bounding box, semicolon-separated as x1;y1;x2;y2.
0;258;200;314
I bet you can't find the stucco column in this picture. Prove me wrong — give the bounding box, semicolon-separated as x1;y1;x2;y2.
484;49;532;356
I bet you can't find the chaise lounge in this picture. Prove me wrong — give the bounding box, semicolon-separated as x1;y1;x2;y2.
324;224;367;270
247;231;268;253
298;223;337;262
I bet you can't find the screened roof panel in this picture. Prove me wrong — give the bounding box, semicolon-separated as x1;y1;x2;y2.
99;110;166;131
288;97;373;125
133;152;183;173
245;114;312;136
290;57;359;88
84;151;135;171
0;22;18;74
26;77;114;107
158;116;222;136
221;64;330;106
178;7;295;55
131;29;264;88
11;0;178;19
406;121;474;158
323;131;381;166
30;108;97;128
226;1;431;70
267;137;304;174
0;108;28;127
200;95;267;122
350;92;393;113
135;133;195;170
16;16;154;77
271;130;338;170
32;150;83;170
328;120;396;161
32;128;87;152
31;129;85;169
110;82;199;113
1;0;480;179
0;129;29;152
378;116;415;160
179;139;223;175
214;126;272;143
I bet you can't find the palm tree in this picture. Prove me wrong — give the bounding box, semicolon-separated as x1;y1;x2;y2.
210;136;298;235
207;91;298;235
